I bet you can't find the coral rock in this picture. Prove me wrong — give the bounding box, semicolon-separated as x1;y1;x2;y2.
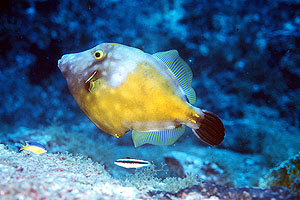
260;151;300;194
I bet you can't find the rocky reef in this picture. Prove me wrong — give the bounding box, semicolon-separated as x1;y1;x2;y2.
260;151;300;194
0;144;139;199
149;183;298;200
1;144;299;200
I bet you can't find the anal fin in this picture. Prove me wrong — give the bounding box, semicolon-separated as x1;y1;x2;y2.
132;126;185;147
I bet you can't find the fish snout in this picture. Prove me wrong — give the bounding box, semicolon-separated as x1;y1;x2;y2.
57;55;69;73
58;53;79;75
58;51;94;76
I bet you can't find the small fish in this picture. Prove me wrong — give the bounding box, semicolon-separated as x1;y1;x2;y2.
58;43;225;147
19;141;47;154
114;158;152;169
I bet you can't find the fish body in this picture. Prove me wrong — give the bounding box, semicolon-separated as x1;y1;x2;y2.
58;43;225;147
114;158;152;169
19;141;47;154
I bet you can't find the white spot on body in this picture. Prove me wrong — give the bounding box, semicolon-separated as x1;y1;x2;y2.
73;67;79;74
106;51;142;87
111;50;123;60
111;73;124;87
83;72;89;79
166;125;176;129
130;121;178;131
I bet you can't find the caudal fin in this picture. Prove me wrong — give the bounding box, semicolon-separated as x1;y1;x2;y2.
18;144;25;152
192;110;225;145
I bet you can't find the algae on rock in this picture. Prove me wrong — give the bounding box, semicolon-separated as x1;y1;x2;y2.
260;151;300;194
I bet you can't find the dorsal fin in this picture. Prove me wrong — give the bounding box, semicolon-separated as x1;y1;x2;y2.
132;126;185;147
153;50;196;104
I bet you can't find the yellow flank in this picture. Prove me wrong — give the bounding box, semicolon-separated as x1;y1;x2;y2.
79;62;195;137
21;146;47;154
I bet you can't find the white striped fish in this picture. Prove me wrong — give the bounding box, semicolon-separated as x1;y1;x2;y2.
114;158;152;169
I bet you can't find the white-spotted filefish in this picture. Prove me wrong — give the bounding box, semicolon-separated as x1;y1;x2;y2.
58;43;225;147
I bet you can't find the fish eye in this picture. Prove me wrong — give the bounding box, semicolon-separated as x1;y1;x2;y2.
94;50;103;59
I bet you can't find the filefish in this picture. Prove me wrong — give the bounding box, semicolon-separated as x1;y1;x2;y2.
114;158;152;169
58;43;225;147
19;141;47;154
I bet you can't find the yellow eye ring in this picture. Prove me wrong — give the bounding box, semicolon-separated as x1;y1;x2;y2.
94;50;103;59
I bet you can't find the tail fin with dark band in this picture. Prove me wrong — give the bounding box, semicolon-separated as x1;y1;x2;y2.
192;110;225;145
